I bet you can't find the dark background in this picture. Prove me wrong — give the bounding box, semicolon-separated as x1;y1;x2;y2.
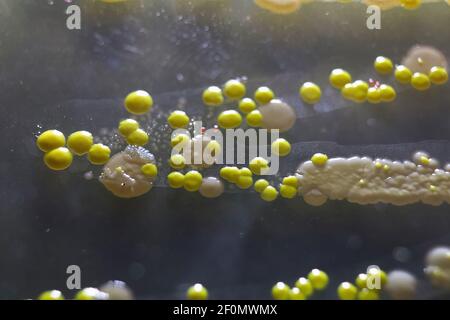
0;0;449;299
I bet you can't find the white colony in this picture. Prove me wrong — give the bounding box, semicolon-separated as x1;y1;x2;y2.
296;151;450;206
385;270;417;300
402;45;448;74
199;177;225;198
99;146;156;198
259;99;297;132
99;280;134;300
424;246;450;289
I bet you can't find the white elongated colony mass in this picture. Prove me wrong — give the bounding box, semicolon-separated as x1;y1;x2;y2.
296;152;450;206
100;146;156;198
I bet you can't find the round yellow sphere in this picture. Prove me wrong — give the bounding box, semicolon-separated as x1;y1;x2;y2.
44;147;73;171
67;131;93;156
36;130;66;152
124;90;153;115
87;143;111;165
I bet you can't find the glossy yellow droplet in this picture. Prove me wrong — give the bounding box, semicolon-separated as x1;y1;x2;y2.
337;282;358;300
38;290;64;300
223;79;246;100
167;172;185;189
187;283;208;300
125;129;148;146
272;282;290;300
254;86;275;105
238;98;257;114
44;147;73;171
282;175;298;188
367;87;382;104
249;157;269;175
220;166;240;183
289;287;306;300
254;179;270;193
74;288;107;300
202;86;224;107
295;277;314;297
300;82;322;104
246;110;263;127
169;154;186;170
236;175;253;189
429;66;448;85
217;110;242;129
67;131;93;156
271;138;291;157
355;273;368;289
411;72;431;91
261;185;278;202
87;143;111;165
183;170;203;192
329;68;352;89
395;65;413;84
141;163;158;177
36;130;66;152
168;110;190;129
352;80;369;103
118;119;139;137
358;288;379;300
279;184;297;199
367;267;388;287
311;153;328;166
170;133;190;148
341;83;357;100
374;56;394;75
308;269;329;290
124;90;153;115
379;84;396;102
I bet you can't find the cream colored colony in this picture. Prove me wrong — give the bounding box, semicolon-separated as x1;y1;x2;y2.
100;146;156;198
296;152;450;206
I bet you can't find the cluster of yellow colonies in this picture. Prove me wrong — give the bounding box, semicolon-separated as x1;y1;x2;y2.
36;129;110;170
272;269;329;300
337;267;388;300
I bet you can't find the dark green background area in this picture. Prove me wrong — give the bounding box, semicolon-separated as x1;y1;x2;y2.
0;0;449;299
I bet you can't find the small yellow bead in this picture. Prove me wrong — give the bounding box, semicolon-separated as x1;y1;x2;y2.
353;80;369;92
44;147;73;171
184;170;203;192
379;84;396;102
420;155;430;166
358;288;379;300
240;167;253;177
329;68;352;89
67;131;93;156
167;172;185;189
411;72;431;91
254;179;270;193
337;282;358;300
395;65;413;84
205;140;222;156
367;87;382;104
118;119;139;137
126;129;149;146
236;176;253;189
271;138;291;157
87;143;111;165
124;90;153;115
279;184;297;199
300;82;322;104
36;130;66;152
401;0;421;9
261;185;278;202
282;175;298;188
168;110;190;129
246;110;263;127
74;288;107;300
169;154;186;170
38;290;64;300
367;267;388;287
355;273;368;289
249;157;269;175
220;166;240;183
374;56;394;75
187;284;208;300
254;86;275;105
289;287;306;300
374;161;383;169
295;277;314;297
429;66;448;85
238;98;257;114
202;86;224;106
352;80;369;103
308;269;329;290
141;163;158;177
271;282;290;300
217;110;242;129
223;79;246;100
170;133;190;148
311;153;328;166
341;83;357;100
